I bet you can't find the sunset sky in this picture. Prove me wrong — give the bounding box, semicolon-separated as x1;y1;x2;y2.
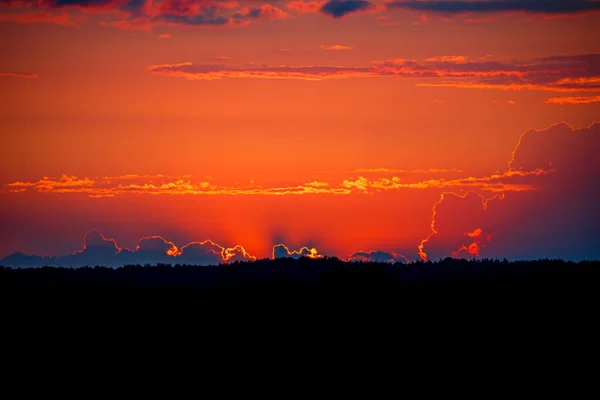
1;0;599;266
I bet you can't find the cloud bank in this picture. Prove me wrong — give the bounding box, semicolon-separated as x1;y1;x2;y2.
147;54;600;104
3;122;599;264
320;0;374;18
386;0;600;15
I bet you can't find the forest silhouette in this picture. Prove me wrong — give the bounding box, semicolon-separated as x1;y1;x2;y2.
3;256;598;385
3;257;598;319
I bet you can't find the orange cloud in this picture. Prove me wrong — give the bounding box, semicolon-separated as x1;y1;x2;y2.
3;122;598;264
6;174;95;190
5;166;552;198
0;72;39;79
424;55;469;63
466;228;482;238
545;95;600;105
0;11;77;27
453;242;480;258
286;0;324;13
321;44;353;51
352;168;463;173
4;175;351;197
148;62;376;81
340;168;550;193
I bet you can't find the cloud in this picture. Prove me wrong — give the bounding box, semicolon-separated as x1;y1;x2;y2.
0;252;59;269
148;62;376;81
177;241;229;266
340;168;551;194
7;174;95;190
466;228;482;238
305;181;329;187
2;0;293;28
147;54;600;95
386;0;600;15
4;173;351;196
452;242;482;258
0;11;77;26
377;54;600;93
4;166;551;198
321;44;353;50
0;230;257;268
157;33;171;38
286;0;324;13
347;250;410;264
0;72;39;78
419;122;600;261
272;244;322;259
424;55;469;63
234;4;290;20
545;95;600;105
2;122;599;264
320;0;374;18
489;123;600;260
36;0;116;10
352;168;463;173
417;192;504;261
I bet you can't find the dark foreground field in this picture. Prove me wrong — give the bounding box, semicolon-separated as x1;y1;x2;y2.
3;257;598;326
2;257;599;390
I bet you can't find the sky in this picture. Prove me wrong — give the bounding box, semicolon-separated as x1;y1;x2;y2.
1;0;599;266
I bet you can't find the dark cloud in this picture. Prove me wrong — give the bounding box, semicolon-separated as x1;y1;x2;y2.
347;250;410;264
0;231;256;268
272;244;321;259
0;253;59;268
320;0;374;18
2;0;288;27
233;4;290;20
421;122;600;262
386;0;600;14
178;241;227;266
38;0;115;8
154;14;232;26
148;54;600;93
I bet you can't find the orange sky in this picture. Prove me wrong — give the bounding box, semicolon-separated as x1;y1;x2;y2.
1;0;599;264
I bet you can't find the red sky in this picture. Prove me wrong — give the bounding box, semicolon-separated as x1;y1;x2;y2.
1;0;599;264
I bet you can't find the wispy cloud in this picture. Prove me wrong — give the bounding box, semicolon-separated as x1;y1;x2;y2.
321;44;353;51
545;95;600;104
0;72;39;79
148;62;376;81
286;0;325;13
148;54;600;95
233;4;291;20
0;11;77;26
386;0;600;15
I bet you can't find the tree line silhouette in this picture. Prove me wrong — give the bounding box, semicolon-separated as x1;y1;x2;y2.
3;257;598;308
3;256;598;384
